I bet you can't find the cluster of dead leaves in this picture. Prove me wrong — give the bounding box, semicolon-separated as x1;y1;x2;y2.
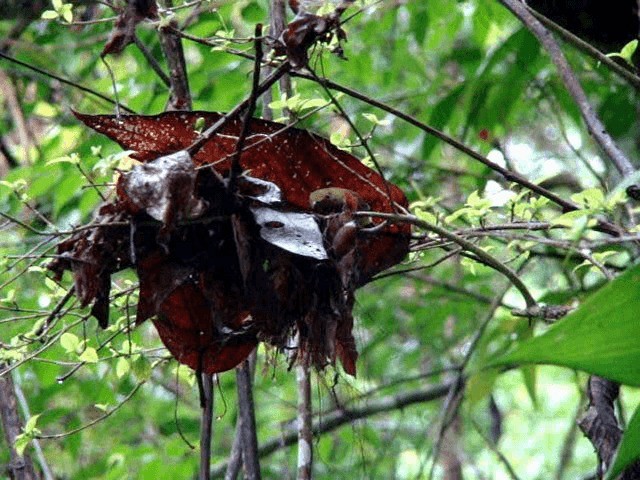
49;111;409;375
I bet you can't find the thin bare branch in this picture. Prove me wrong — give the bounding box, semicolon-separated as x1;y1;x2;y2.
210;381;453;477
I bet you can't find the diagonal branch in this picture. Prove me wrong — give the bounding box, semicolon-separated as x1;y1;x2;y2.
158;0;192;110
499;0;638;196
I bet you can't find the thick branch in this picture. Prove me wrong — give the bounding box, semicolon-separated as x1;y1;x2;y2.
0;365;38;480
236;359;260;480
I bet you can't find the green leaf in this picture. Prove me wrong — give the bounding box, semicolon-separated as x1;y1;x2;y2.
41;10;60;19
571;188;605;210
24;414;41;434
606;39;638;67
79;347;99;363
115;357;130;378
52;0;62;10
606;404;640;479
60;333;80;353
60;4;73;23
362;113;390;126
132;356;152;381
46;153;80;166
520;365;538;407
551;209;591;228
14;433;31;456
490;264;640;386
465;369;499;406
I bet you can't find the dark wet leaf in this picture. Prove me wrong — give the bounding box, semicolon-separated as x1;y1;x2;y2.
119;150;206;226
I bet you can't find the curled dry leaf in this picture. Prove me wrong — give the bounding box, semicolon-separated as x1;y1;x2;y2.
102;0;159;57
50;111;409;376
276;1;354;67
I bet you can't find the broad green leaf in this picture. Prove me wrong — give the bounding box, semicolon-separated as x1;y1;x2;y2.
490;264;640;386
520;365;538;407
79;347;99;363
606;404;640;479
465;369;499;406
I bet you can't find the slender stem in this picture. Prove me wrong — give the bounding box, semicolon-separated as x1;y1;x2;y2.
0;51;136;113
296;363;312;480
210;382;453;477
363;211;537;308
186;63;290;157
228;24;264;194
199;373;214;480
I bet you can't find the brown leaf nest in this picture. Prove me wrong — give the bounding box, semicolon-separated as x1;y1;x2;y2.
49;111;410;375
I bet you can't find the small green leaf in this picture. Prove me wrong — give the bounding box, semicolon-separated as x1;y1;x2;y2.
46;153;80;166
52;0;63;10
24;414;40;434
193;116;206;133
620;39;639;59
362;112;390;126
60;4;73;23
115;357;130;378
490;264;640;386
41;10;59;19
14;433;30;456
550;210;590;228
571;188;605;209
60;333;80;353
79;347;99;363
94;403;110;412
606;404;640;479
606;39;638;67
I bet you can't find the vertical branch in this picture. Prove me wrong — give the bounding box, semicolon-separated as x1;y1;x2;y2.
0;364;38;480
158;0;192;110
296;363;313;480
266;2;315;476
199;373;215;480
270;0;292;114
236;355;261;480
228;24;264;193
